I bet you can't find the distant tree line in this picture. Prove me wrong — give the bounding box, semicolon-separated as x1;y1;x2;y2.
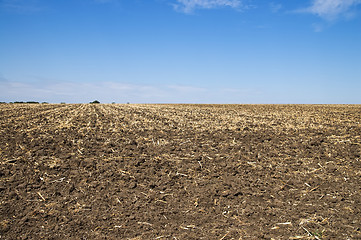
0;100;131;104
13;101;40;104
0;101;49;104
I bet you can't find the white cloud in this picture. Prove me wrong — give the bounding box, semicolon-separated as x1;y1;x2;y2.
303;0;361;20
0;77;209;103
312;22;325;32
173;0;243;13
270;2;282;13
0;0;43;13
0;76;264;104
168;85;206;93
7;80;164;103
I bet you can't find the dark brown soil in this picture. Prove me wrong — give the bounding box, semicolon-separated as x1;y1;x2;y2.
1;104;360;239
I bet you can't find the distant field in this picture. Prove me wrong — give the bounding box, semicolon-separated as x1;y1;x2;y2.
1;104;360;239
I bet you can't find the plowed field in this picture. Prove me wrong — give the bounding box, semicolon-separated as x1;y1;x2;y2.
1;104;360;239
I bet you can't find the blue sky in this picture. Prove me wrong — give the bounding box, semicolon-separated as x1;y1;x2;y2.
0;0;360;103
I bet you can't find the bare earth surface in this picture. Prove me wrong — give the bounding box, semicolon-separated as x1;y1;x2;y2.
0;104;360;240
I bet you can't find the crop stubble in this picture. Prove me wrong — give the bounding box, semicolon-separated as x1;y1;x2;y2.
0;104;360;239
